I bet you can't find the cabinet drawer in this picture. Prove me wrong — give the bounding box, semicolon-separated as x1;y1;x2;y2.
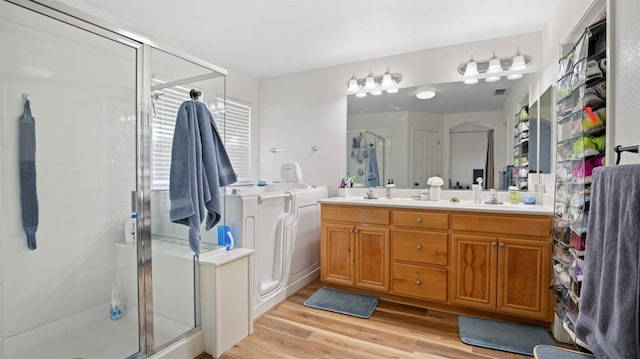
393;263;447;302
322;205;389;225
393;230;448;266
451;214;551;238
392;211;448;230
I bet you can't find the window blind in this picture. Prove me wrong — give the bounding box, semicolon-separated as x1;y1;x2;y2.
217;95;251;183
150;80;189;190
150;81;252;189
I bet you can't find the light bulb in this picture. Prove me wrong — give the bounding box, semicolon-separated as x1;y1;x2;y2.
485;76;501;82
348;75;359;92
386;88;399;94
355;92;367;98
364;71;376;90
487;53;502;73
371;90;383;96
463;58;479;77
510;49;527;71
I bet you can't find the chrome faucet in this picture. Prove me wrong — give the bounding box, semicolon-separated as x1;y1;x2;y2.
484;189;503;205
364;187;378;199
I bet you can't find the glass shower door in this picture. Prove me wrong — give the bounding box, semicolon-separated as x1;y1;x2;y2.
0;2;140;358
147;46;227;352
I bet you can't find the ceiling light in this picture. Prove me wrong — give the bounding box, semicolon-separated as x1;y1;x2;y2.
416;90;436;100
386;88;399;94
355;92;367;98
457;49;531;84
370;90;383;96
347;73;359;92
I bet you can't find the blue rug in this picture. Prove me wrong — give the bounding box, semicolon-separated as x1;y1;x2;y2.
458;316;556;356
303;288;379;318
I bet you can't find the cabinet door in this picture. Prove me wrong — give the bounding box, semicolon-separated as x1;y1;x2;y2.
355;226;390;292
321;223;354;286
450;234;497;310
497;237;551;321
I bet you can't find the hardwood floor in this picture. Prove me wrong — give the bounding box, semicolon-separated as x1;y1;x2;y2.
202;280;560;358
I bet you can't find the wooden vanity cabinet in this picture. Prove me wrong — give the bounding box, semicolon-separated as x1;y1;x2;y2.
450;214;552;321
320;204;553;323
391;210;449;302
320;205;390;292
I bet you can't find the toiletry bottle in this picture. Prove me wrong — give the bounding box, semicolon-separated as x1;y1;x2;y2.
508;186;520;204
109;283;123;320
385;179;395;199
124;213;136;244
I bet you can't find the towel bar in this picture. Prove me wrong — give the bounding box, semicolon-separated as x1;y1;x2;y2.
614;144;640;165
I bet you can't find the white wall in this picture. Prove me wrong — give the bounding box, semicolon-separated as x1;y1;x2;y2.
611;0;640;164
259;32;542;187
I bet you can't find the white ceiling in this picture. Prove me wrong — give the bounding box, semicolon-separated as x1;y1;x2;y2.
64;0;558;79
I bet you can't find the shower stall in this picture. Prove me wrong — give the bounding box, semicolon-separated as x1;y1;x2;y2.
0;1;228;358
346;130;386;186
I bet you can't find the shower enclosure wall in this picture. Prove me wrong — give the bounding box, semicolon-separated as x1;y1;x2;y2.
0;1;228;358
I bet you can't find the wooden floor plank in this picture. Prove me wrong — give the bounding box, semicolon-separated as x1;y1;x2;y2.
205;280;567;359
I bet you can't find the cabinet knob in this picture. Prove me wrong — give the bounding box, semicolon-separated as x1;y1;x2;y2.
416;218;423;223
354;228;360;233
499;242;505;248
416;244;422;250
491;242;497;247
416;280;422;285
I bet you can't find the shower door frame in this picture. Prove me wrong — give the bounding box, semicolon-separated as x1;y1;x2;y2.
4;0;228;356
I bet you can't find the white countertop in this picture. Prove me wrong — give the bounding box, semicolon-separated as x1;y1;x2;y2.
319;197;554;215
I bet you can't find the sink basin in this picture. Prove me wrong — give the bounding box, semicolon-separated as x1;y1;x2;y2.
483;199;504;205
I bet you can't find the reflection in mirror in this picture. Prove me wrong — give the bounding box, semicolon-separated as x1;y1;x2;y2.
347;77;532;189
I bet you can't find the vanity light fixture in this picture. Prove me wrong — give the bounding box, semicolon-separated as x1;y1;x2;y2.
347;67;403;97
458;49;532;84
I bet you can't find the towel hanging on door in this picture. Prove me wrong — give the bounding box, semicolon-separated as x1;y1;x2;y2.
19;100;39;250
169;100;237;257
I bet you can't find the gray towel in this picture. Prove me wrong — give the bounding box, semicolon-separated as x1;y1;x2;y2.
367;147;379;187
169;100;237;256
575;164;640;358
19;100;38;250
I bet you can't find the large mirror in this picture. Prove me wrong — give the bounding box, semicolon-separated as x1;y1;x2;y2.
346;73;552;190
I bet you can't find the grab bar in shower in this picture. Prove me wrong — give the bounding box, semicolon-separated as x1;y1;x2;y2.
258;192;293;203
270;146;319;153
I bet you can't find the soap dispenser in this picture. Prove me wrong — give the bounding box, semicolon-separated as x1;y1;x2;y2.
109;283;123;320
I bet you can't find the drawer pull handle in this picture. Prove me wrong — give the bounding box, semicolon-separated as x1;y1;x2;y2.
416;244;422;250
416;218;423;223
491;242;497;247
416;280;422;285
499;242;505;248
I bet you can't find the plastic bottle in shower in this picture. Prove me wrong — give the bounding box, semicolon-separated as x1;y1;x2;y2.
109;283;123;320
124;213;136;244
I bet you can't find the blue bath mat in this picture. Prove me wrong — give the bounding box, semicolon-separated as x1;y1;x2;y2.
458;315;555;356
303;288;378;318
